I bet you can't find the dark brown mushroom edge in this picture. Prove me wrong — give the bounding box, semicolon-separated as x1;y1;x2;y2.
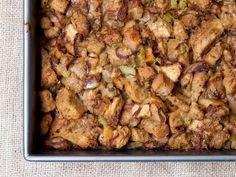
39;0;236;151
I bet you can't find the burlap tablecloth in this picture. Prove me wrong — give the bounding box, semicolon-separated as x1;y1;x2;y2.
1;0;236;176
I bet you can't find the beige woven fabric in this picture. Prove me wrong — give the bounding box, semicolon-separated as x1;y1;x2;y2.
1;0;236;176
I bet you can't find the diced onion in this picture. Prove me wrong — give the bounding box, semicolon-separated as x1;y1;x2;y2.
115;47;134;60
126;142;143;149
84;76;100;89
84;81;99;89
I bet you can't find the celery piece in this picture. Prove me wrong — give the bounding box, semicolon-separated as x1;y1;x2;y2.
171;0;178;10
119;65;136;76
155;57;163;65
162;13;174;23
99;116;107;126
207;69;213;77
136;47;145;66
179;0;187;10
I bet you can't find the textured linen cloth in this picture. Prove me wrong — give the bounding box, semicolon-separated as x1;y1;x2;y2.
1;0;236;176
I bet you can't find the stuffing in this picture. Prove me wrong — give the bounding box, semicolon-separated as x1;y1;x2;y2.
40;0;236;150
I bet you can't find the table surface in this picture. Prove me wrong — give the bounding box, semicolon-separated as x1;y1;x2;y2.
1;0;236;176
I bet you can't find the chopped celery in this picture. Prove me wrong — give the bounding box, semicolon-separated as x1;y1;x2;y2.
62;70;71;78
96;66;103;73
207;69;213;77
111;43;117;48
126;142;143;149
230;135;236;141
171;0;178;10
136;47;145;66
102;70;111;83
102;75;110;83
183;116;192;125
179;0;187;10
119;65;136;76
155;57;163;65
162;13;174;23
143;96;151;104
99;116;107;126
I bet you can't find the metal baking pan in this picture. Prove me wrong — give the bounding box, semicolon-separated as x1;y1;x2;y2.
23;0;236;162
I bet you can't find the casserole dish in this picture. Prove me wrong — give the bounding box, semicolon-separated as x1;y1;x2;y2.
24;0;236;161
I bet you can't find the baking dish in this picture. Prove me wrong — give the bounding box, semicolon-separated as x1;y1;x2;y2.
23;0;236;161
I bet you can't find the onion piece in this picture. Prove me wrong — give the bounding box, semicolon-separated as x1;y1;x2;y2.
158;108;167;123
126;142;143;149
147;7;160;14
84;75;100;89
185;62;210;73
132;107;142;119
117;3;128;21
155;57;163;65
115;47;135;60
84;81;99;89
73;34;83;57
